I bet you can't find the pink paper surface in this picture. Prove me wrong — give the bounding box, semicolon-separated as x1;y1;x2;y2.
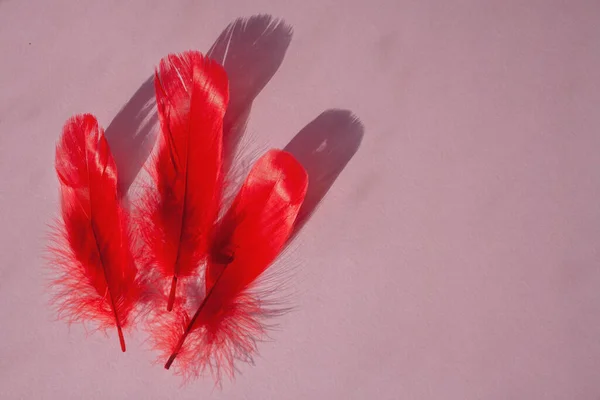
1;1;600;399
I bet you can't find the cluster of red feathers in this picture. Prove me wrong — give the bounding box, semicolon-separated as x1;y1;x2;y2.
48;50;308;384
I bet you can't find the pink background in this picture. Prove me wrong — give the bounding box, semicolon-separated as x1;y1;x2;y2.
1;1;600;399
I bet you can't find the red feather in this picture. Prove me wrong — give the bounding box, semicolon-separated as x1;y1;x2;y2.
137;51;229;311
49;114;142;352
150;149;308;382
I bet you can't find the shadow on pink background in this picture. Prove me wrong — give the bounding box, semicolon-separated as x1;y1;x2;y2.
1;1;600;399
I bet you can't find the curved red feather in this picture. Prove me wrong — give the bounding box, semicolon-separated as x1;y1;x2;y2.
138;51;229;311
50;114;142;352
154;149;308;382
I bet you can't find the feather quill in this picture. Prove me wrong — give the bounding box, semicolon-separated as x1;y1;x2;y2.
137;51;229;311
150;149;308;382
49;114;142;352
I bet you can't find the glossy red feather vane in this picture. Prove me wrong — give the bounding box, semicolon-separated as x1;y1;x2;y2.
49;114;142;352
137;51;229;311
150;149;308;382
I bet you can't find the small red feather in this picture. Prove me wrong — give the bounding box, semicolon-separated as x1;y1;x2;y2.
150;149;308;382
49;114;142;352
137;51;229;311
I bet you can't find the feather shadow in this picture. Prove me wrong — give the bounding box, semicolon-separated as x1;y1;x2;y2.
104;14;292;196
104;77;156;196
208;15;292;171
284;109;364;235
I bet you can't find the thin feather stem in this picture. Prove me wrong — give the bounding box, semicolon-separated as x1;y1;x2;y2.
108;291;126;352
164;271;224;369
92;221;127;352
167;276;178;312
